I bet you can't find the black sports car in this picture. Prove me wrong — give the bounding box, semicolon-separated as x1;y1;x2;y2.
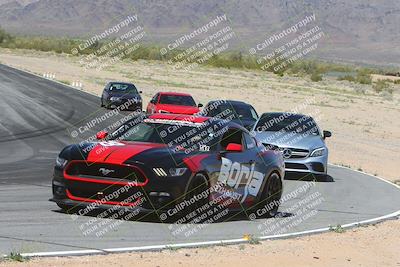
100;82;142;111
202;100;259;130
51;113;284;218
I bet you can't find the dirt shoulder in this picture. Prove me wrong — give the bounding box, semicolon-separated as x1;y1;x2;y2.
2;219;399;267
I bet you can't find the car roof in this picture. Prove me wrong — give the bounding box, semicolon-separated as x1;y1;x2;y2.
259;112;311;119
207;100;253;106
108;81;135;85
158;92;193;96
148;113;209;123
147;114;248;131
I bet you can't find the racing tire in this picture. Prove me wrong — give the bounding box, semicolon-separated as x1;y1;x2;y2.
185;173;210;219
252;172;283;218
56;203;78;214
314;174;331;182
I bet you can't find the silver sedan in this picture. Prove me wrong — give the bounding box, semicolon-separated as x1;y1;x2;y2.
251;112;331;179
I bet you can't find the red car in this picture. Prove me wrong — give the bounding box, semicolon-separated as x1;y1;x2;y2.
146;92;202;115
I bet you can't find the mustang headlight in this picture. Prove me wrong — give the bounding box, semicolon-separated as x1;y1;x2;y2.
110;97;120;101
169;168;188;176
55;156;68;168
310;147;326;157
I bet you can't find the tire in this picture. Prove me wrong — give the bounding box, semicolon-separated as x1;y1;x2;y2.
253;172;283;218
56;203;78;214
185;173;210;218
315;174;330;182
100;98;104;107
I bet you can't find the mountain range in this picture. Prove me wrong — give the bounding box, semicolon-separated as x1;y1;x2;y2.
0;0;399;66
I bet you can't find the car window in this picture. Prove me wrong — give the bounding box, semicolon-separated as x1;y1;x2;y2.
248;107;259;120
255;113;320;135
112;120;220;152
159;95;196;106
219;128;244;150
151;93;159;103
227;104;258;120
244;132;256;149
109;83;138;93
104;83;111;92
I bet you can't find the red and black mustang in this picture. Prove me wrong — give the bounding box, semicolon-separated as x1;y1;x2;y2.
51;114;284;217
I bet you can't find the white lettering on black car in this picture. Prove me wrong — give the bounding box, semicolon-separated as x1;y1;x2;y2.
217;157;264;203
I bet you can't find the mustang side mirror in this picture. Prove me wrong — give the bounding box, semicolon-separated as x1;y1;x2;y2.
96;131;108;140
198;103;203;108
226;143;243;152
323;130;332;139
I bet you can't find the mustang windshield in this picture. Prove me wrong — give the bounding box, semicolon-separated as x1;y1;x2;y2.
112;119;225;151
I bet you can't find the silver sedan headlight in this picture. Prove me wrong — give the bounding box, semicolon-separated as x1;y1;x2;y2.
310;147;326;157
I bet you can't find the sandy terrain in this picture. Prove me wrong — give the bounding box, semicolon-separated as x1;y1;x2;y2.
2;219;399;267
0;48;399;267
371;74;400;82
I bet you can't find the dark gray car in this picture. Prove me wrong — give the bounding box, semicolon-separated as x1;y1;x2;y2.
100;82;142;111
202;100;259;130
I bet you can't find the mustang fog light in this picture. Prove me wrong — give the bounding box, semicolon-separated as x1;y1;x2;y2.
52;180;66;195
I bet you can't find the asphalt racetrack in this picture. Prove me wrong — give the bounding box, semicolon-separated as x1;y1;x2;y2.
0;64;399;255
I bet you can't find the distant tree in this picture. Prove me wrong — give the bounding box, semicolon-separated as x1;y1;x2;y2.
338;75;355;82
356;68;372;84
0;26;12;44
372;80;389;93
310;71;323;82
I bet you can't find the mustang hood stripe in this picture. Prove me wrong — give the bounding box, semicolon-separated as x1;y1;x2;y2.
87;142;165;164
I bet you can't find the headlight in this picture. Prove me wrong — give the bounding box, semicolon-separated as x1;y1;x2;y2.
310;147;325;157
55;156;68;168
169;168;188;176
158;110;169;113
110;97;120;101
